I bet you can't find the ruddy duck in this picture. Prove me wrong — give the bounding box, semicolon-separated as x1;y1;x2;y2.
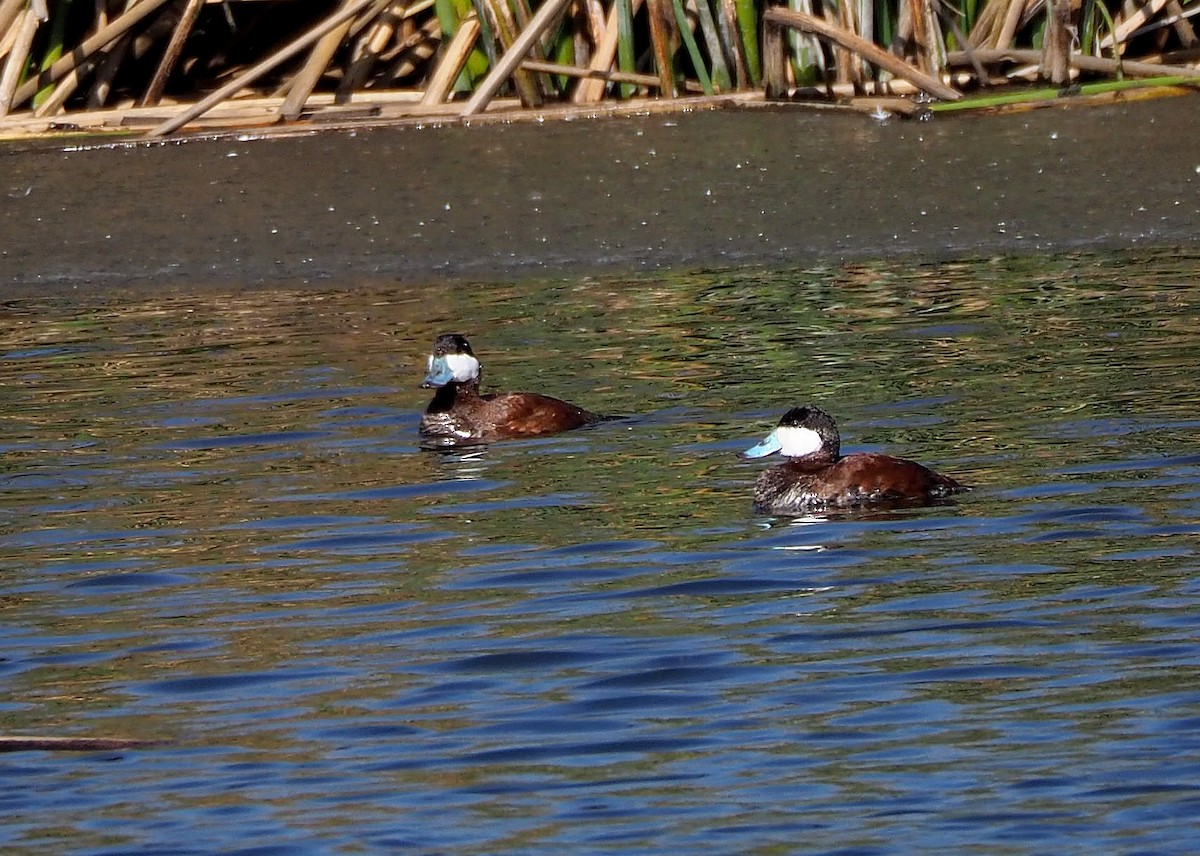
419;333;597;442
744;406;966;513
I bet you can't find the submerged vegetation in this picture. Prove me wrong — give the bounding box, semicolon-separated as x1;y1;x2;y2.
0;0;1198;137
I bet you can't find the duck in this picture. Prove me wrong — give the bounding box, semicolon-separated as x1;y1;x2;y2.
744;405;966;513
419;333;597;443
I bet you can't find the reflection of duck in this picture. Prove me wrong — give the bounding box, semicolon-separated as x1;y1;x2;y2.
744;406;966;513
419;333;597;443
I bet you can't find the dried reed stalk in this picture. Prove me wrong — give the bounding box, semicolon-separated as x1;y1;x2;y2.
994;0;1030;49
141;0;205;106
762;9;787;96
148;0;377;136
340;0;409;95
1102;0;1171;49
967;0;1006;47
647;0;678;95
462;0;575;114
12;0;172;109
0;0;26;56
380;17;442;81
837;0;862;87
421;14;481;103
763;6;962;99
33;64;83;116
1041;0;1076;84
574;0;647;102
1162;0;1199;46
907;0;944;75
280;4;358;120
822;2;853;85
946;46;1200;77
0;7;39;116
87;33;132;108
523;57;666;86
477;0;543;105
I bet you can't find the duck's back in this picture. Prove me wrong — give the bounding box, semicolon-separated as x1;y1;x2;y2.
421;385;594;441
755;453;964;512
479;391;595;438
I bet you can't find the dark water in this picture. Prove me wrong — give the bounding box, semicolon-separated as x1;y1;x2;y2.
4;97;1200;287
3;249;1200;852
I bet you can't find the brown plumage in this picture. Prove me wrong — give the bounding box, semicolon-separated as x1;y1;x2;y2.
745;406;966;514
419;333;596;443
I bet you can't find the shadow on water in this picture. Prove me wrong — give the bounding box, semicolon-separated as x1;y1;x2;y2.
2;249;1200;852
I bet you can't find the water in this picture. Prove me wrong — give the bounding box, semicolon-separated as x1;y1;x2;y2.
6;97;1200;287
3;249;1200;853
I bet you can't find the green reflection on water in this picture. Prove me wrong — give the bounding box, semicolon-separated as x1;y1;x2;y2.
2;247;1199;741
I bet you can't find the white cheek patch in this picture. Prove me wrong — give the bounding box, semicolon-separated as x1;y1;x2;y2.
444;352;480;382
776;425;824;457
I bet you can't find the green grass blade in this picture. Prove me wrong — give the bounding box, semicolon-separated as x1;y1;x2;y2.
617;0;637;98
672;0;714;93
733;0;761;85
929;75;1199;112
691;0;733;90
33;0;70;108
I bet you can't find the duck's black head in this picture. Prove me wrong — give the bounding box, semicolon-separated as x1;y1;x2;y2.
421;333;481;388
744;405;841;460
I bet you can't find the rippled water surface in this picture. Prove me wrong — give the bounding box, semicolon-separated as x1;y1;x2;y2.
4;249;1200;853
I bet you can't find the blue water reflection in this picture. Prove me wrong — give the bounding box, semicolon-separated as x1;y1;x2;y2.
3;250;1200;853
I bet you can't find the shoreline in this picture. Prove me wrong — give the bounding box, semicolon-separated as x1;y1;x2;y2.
2;82;1196;148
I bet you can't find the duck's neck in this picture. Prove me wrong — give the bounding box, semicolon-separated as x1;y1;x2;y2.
426;379;482;413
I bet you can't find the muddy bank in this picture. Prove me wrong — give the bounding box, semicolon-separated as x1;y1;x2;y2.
2;97;1198;290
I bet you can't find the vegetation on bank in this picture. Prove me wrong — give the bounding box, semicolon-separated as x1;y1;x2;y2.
0;0;1197;136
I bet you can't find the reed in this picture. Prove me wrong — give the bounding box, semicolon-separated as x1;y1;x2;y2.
0;0;1194;137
